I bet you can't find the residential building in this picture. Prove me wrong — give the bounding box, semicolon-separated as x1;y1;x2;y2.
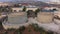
11;6;38;12
0;2;14;7
43;7;58;10
11;7;23;12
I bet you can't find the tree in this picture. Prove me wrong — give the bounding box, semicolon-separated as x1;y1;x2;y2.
7;7;12;13
27;10;35;18
53;8;57;11
0;21;2;26
2;7;12;13
35;8;40;14
35;8;40;17
0;7;8;12
22;6;26;11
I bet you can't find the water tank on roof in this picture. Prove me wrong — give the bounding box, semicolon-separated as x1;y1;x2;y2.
2;12;28;29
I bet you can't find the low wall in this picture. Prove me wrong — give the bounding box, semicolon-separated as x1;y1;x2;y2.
2;12;28;29
2;22;30;29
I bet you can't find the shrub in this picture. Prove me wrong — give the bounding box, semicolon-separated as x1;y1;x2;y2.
0;21;2;26
31;23;40;31
22;6;26;11
4;31;8;34
30;23;46;32
7;28;16;31
18;26;25;31
47;31;54;34
15;30;22;34
30;23;54;34
17;31;22;34
28;29;31;32
15;26;25;34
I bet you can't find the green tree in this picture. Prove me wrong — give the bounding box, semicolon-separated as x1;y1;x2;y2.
1;7;12;13
7;7;12;13
22;6;26;11
35;8;40;14
0;7;8;12
35;8;40;17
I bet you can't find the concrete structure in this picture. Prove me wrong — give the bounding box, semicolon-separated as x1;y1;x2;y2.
2;12;28;29
12;7;38;12
26;5;38;11
12;7;23;12
26;7;38;11
43;7;58;10
37;10;54;23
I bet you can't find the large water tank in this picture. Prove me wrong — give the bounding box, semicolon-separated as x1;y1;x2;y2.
37;12;54;23
8;12;27;24
2;12;28;29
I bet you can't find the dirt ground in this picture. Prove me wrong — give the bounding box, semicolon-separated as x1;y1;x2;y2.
0;25;40;34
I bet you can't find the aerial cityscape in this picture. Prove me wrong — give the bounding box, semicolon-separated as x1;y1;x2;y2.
0;0;60;34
